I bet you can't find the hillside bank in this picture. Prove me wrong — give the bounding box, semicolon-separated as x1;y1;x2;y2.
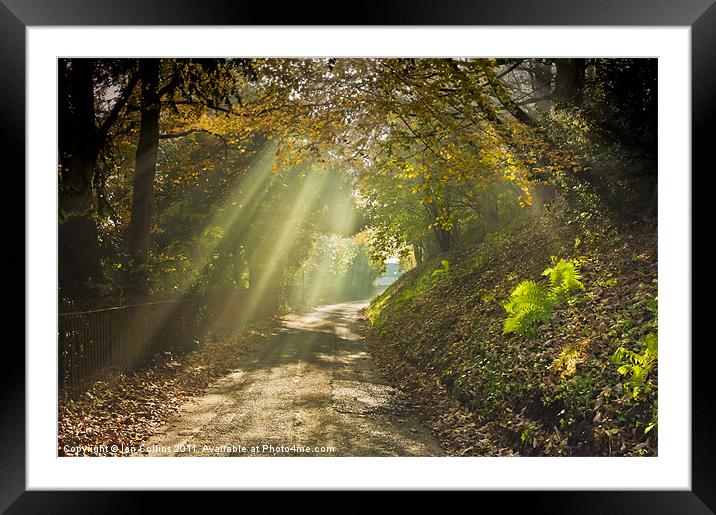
366;195;658;457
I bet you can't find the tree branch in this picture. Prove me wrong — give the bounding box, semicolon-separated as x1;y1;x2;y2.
496;59;525;80
515;94;553;107
158;129;229;164
98;70;140;142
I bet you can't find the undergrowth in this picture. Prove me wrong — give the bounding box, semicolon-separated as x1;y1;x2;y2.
367;196;657;457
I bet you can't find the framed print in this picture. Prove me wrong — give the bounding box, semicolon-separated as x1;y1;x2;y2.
2;0;715;512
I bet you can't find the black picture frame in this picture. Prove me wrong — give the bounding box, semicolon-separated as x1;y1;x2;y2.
2;1;713;512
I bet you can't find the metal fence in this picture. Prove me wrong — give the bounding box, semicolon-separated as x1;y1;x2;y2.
58;291;261;395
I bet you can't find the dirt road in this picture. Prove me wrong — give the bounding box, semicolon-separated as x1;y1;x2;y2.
144;301;444;456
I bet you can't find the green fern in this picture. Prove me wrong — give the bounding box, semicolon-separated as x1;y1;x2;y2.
503;259;584;336
502;280;553;335
612;332;657;400
543;259;584;302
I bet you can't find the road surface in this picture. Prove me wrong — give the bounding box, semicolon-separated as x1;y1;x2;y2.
144;301;444;456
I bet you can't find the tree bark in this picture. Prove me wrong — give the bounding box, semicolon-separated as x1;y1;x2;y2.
530;61;553;112
58;59;104;299
553;59;586;108
127;59;161;287
58;59;139;300
424;202;453;253
433;226;452;253
412;244;424;266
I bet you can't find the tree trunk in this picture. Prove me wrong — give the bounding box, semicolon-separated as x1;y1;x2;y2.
553;58;586;108
432;225;452;253
58;59;104;299
481;196;499;230
127;59;161;289
58;193;104;300
424;202;453;253
530;61;553;112
413;244;424;266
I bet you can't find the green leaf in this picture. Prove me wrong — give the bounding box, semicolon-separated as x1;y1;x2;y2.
612;347;627;364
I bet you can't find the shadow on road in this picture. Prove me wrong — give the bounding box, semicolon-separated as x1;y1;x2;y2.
143;301;445;457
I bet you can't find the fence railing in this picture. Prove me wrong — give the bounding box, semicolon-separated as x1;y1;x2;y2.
58;291;269;395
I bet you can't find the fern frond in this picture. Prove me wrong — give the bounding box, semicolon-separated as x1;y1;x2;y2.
544;259;584;302
502;280;552;334
503;259;584;335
